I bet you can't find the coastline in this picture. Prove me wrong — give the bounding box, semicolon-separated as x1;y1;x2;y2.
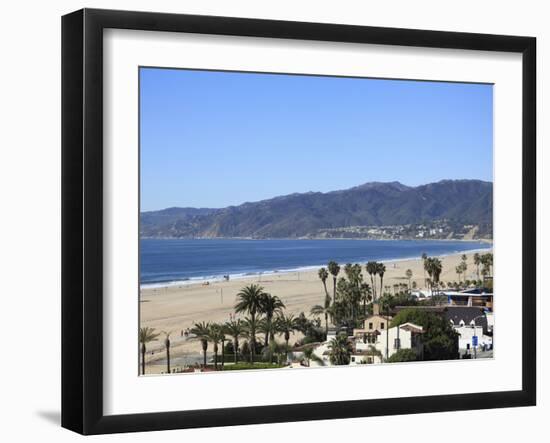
141;235;493;242
140;249;492;373
140;241;492;290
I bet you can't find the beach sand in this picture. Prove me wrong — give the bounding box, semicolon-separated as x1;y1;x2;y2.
140;249;491;373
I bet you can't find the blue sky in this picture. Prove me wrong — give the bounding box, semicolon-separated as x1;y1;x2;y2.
140;68;493;211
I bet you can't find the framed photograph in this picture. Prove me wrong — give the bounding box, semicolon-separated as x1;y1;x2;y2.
62;8;536;435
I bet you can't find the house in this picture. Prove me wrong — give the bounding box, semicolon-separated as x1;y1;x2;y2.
354;322;424;363
353;302;391;335
445;306;493;353
445;307;488;331
442;288;493;309
392;305;489;357
453;324;493;356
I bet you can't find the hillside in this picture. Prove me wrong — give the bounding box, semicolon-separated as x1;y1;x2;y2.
140;179;493;239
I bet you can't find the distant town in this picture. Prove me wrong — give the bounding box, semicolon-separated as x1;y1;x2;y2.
309;220;492;241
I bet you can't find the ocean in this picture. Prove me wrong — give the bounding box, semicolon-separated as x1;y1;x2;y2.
140;238;491;287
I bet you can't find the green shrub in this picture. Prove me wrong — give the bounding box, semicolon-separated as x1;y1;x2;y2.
222;362;284;371
387;348;418;362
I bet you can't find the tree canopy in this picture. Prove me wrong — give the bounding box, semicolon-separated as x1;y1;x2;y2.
391;308;459;360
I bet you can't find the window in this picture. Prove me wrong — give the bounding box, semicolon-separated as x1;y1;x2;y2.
369;322;373;330
381;323;385;329
394;338;401;349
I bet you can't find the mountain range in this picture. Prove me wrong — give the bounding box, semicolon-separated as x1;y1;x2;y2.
140;179;493;239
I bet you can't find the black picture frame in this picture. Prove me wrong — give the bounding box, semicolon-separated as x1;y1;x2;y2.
62;8;536;435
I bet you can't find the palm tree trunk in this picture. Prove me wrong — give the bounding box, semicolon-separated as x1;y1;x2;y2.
264;317;270;347
202;341;207;368
234;338;239;363
325;312;328;338
285;337;290;363
250;314;256;363
214;345;218;370
141;343;146;375
333;277;337;304
386;309;390;362
221;340;225;369
166;339;171;374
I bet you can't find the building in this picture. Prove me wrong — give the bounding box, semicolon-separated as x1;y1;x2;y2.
443;288;493;309
353;322;424;363
354;302;391;334
445;306;493;354
392;305;489;358
312;316;424;365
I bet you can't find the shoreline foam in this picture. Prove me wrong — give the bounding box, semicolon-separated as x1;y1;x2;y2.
140;244;492;290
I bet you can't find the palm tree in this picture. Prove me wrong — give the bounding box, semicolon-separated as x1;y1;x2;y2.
302;346;325;367
318;267;329;298
366;261;378;300
139;327;159;375
405;269;413;290
377;262;386;297
361;283;372;317
224;319;244;363
379;296;392;360
208;323;225;370
327;261;341;303
235;284;266;362
425;257;443;296
275;313;297;361
259;293;285;347
328;333;353;365
461;255;468;281
263;339;289;366
421;252;428;286
364;345;383;364
310;303;330;338
240;317;261;363
474;252;481;279
161;330;172;374
190;321;211;368
455;265;463;282
481;253;493;277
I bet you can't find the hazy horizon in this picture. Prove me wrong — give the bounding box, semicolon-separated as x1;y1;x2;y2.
140;68;493;212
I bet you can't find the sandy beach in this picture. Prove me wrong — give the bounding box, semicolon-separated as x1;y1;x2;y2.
140;248;491;372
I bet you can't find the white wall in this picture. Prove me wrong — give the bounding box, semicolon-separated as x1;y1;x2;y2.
0;1;546;442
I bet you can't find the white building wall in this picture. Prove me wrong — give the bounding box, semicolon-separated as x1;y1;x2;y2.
355;325;415;359
454;325;493;350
